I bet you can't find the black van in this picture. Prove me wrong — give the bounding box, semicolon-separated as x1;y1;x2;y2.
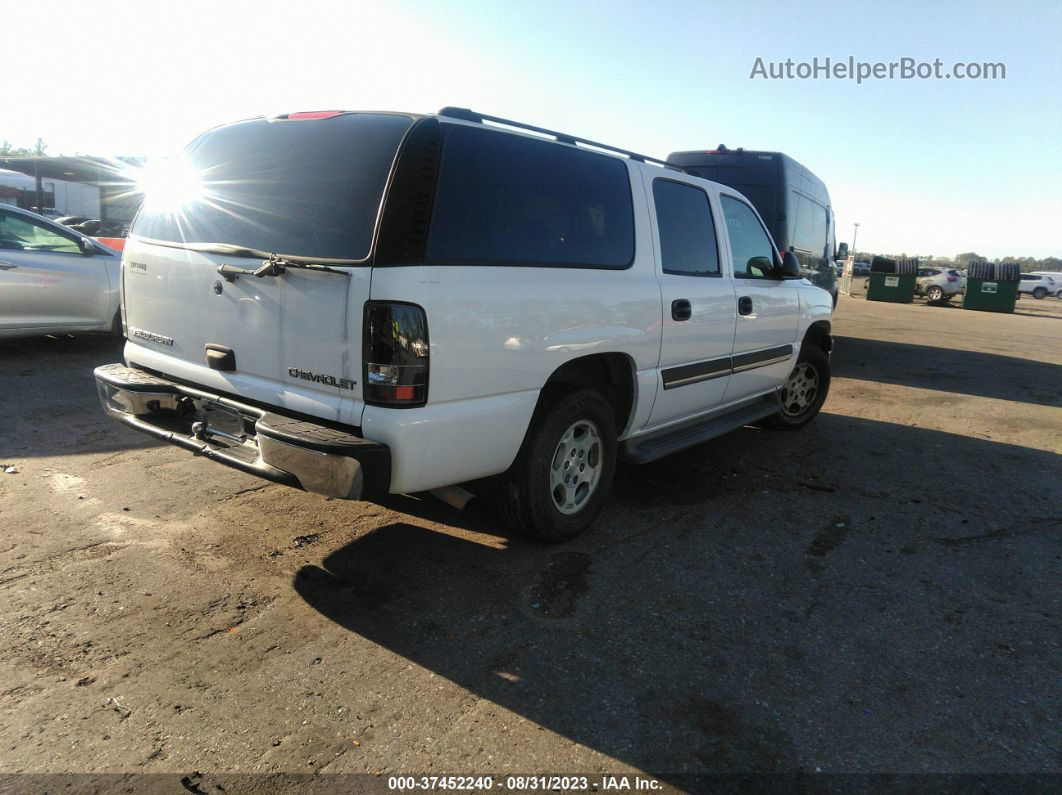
667;147;842;303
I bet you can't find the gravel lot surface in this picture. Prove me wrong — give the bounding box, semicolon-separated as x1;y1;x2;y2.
0;295;1059;786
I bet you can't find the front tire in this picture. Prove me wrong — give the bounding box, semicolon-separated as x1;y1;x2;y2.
926;285;944;303
764;345;831;430
498;389;617;543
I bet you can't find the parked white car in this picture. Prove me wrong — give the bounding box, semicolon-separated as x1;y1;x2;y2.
94;107;833;541
0;205;121;338
1029;271;1062;298
1017;273;1057;299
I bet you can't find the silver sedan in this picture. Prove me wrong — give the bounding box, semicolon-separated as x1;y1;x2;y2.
0;205;121;339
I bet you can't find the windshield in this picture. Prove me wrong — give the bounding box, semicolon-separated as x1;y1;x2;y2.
131;113;413;261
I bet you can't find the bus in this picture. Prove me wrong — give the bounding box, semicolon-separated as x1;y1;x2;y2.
667;147;843;304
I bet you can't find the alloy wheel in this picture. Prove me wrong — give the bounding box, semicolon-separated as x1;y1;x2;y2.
549;420;603;515
780;363;819;417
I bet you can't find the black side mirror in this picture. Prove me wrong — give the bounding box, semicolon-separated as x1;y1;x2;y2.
746;256;775;278
837;242;849;259
780;250;801;278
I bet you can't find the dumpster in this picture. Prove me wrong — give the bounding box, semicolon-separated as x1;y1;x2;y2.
866;257;917;303
962;261;1020;313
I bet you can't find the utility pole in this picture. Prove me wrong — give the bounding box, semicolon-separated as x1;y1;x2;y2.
34;160;43;214
852;223;860;256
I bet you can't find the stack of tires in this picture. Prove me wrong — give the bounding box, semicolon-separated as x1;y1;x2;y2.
962;261;1020;313
866;256;918;303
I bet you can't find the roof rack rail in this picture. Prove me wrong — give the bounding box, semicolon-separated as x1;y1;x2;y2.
438;107;685;171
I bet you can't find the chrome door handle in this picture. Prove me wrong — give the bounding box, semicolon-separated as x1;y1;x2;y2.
0;261;18;270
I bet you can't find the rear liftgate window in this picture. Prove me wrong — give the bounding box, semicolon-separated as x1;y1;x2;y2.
132;113;413;261
425;124;635;269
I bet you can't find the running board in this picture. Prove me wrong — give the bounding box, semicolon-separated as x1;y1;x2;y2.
621;393;780;464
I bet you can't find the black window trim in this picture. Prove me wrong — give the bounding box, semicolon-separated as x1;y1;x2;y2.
719;191;780;280
422;122;637;271
651;176;722;278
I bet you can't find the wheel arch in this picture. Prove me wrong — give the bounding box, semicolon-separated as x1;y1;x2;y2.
538;352;638;437
801;320;833;356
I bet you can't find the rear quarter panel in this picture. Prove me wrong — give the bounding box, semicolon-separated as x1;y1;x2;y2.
366;163;663;492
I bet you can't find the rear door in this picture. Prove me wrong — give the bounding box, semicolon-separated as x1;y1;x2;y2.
642;173;736;429
0;208;115;330
122;112;414;425
718;193;800;404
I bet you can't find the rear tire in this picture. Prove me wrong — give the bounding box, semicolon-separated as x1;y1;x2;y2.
1033;287;1047;299
764;345;831;430
110;309;122;337
498;389;617;543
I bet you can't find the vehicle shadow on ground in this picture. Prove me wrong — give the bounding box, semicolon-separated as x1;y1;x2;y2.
0;334;159;459
834;336;1062;407
294;414;1060;778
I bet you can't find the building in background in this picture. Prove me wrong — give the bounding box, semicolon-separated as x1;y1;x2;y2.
0;156;142;227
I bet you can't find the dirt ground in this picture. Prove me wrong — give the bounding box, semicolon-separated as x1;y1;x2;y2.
0;293;1059;787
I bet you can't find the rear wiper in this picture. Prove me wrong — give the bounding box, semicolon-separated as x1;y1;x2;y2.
181;242;267;259
216;252;350;282
132;239;356;276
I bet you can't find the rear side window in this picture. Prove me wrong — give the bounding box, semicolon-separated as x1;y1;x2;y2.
426;125;634;269
652;179;720;276
792;194;828;256
132;113;413;261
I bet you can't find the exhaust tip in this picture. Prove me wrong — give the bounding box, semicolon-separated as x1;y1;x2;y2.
428;485;475;511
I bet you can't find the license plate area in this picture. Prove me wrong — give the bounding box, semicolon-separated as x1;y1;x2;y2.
192;398;252;445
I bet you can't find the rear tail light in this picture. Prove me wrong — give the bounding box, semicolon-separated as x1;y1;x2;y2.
947;275;957;282
363;302;429;408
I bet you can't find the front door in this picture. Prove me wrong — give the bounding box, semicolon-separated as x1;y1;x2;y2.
718;194;800;404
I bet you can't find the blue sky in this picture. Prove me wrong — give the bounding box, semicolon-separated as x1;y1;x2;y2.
7;0;1060;258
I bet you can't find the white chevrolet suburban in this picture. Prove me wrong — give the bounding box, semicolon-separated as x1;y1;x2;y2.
94;108;833;542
